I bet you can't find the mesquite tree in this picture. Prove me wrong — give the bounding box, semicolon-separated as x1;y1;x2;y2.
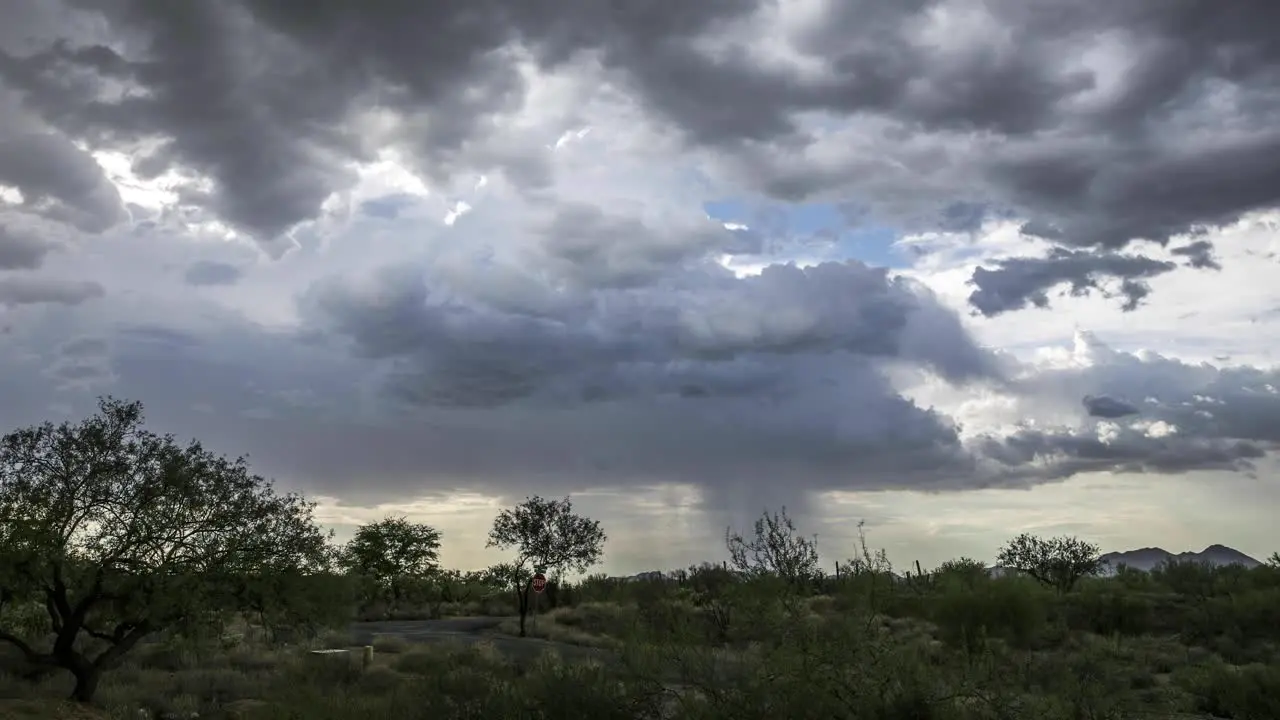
996;533;1102;593
0;398;332;702
486;495;605;637
341;516;442;608
725;506;821;590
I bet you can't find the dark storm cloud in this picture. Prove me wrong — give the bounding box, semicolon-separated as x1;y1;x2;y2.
937;202;992;234
0;222;55;269
1018;332;1280;466
1;0;1279;519
979;428;1266;479
0;132;125;233
0;304;982;511
968;248;1177;317
12;309;1264;509
0;275;1274;516
183;259;243;286
1171;240;1223;271
1083;394;1140;419
46;334;112;393
0;276;103;306
56;335;108;358
536;203;762;290
302;258;1004;411
1;0;1276;310
0;1;358;246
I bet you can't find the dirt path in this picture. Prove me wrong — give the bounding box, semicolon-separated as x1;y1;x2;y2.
348;617;612;666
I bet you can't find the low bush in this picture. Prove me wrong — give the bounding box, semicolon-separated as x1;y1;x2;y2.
1176;659;1280;720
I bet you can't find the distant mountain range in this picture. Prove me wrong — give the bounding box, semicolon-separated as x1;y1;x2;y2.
1097;544;1261;574
611;545;1263;583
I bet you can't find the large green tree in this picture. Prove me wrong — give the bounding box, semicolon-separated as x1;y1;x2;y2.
996;533;1102;593
486;495;605;636
340;516;442;607
0;398;332;702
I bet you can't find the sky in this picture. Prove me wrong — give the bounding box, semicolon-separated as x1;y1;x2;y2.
1;0;1279;575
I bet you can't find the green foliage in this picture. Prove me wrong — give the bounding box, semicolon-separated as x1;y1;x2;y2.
339;516;442;608
1179;587;1280;649
1177;659;1280;720
3;538;1280;718
997;533;1102;593
929;577;1048;652
0;397;332;702
724;507;821;590
1061;583;1156;637
486;496;607;577
933;557;990;590
237;571;357;642
486;495;607;637
1109;563;1156;591
1151;558;1220;598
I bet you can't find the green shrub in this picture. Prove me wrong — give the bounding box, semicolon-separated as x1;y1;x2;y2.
1063;585;1155;636
519;656;662;719
933;557;990;591
929;577;1047;652
550;601;636;638
1177;660;1280;720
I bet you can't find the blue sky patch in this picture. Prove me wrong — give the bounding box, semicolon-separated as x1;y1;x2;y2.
359;192;422;220
704;198;908;269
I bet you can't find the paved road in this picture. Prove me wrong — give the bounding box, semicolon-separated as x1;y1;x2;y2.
348;617;612;666
350;616;506;640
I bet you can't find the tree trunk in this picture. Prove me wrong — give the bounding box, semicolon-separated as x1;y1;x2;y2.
516;579;532;638
69;664;101;703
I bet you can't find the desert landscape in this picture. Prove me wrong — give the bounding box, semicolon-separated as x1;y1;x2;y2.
1;400;1278;719
4;0;1280;718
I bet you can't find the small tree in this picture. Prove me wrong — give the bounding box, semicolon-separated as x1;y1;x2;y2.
0;398;331;702
485;495;605;637
835;520;895;613
433;569;486;618
996;533;1102;594
725;507;821;590
340;516;442;608
933;557;990;590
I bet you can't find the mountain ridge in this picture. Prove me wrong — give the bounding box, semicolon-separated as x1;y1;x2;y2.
1098;544;1261;573
607;545;1264;581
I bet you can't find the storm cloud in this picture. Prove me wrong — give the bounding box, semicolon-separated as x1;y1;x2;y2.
0;1;1276;302
0;0;1278;537
0;276;103;306
1083;395;1141;420
968;248;1177;317
0;221;55;269
183;260;244;287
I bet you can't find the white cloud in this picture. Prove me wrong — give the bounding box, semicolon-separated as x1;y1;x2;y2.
903;211;1280;366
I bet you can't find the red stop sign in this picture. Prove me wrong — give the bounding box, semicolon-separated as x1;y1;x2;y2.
531;572;547;593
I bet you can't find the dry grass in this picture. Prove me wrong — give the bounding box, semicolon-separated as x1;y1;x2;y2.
0;699;110;719
369;635;411;654
494;607;623;649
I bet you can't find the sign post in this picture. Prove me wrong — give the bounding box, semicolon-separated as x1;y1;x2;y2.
531;572;547;633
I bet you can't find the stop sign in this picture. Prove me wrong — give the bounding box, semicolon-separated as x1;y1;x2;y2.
531;572;547;593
